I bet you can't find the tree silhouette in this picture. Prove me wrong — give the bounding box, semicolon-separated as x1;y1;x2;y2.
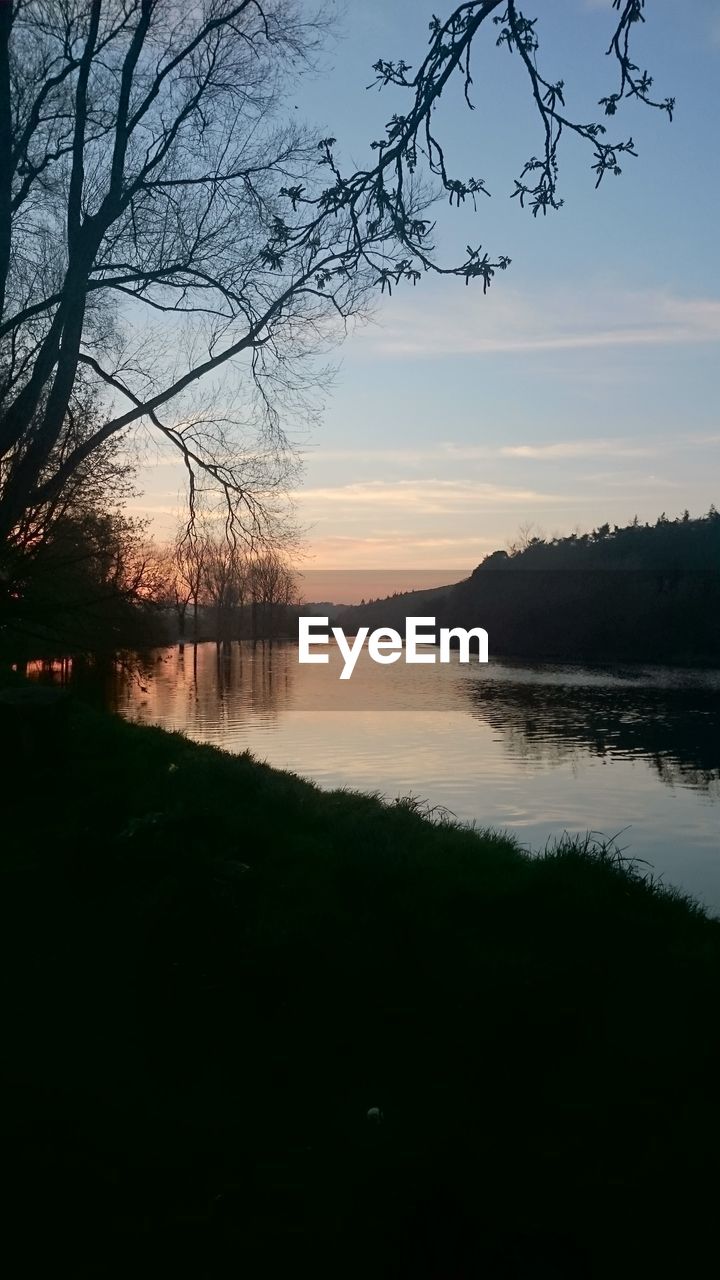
0;0;671;577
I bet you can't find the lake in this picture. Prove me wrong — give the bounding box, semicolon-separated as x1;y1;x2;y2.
92;640;720;914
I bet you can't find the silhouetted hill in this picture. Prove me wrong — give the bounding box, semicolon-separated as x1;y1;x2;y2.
334;509;720;665
333;582;455;633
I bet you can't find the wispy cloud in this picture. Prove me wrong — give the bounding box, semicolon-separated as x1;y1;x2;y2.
593;473;683;492
297;479;561;515
499;440;658;460
299;534;498;573
306;433;720;465
306;440;631;464
357;287;720;359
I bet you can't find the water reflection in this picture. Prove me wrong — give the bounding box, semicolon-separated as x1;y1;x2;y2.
109;644;720;798
28;641;720;910
110;641;298;731
459;672;720;796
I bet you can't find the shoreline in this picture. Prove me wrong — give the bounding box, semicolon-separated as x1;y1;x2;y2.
3;691;720;1269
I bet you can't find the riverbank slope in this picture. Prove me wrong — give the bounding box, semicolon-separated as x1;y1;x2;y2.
2;692;719;1275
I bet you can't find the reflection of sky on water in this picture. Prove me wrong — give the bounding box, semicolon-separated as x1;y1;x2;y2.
97;642;720;914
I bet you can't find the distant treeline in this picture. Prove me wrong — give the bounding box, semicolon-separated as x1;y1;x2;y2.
335;508;720;665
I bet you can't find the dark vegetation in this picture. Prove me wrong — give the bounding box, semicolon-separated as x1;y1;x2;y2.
2;683;720;1275
336;507;720;664
0;384;171;662
2;506;169;663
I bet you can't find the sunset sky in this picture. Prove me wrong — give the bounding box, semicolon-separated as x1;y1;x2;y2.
131;0;720;571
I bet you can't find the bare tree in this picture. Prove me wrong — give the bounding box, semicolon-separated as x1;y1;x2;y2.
167;528;207;641
249;548;296;641
0;1;671;575
203;531;248;641
6;379;135;556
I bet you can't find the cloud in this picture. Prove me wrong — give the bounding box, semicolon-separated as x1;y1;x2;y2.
306;534;494;552
307;438;660;464
296;479;562;516
594;473;683;491
357;287;720;359
499;440;658;460
299;534;499;573
306;432;720;466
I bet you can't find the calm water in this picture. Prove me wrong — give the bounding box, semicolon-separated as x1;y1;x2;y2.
95;641;720;913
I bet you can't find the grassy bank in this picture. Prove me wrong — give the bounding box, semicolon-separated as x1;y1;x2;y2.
2;691;720;1275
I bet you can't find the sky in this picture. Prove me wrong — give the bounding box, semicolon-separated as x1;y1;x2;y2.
132;0;720;574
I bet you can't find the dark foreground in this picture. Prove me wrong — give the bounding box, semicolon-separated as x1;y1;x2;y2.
2;689;720;1276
